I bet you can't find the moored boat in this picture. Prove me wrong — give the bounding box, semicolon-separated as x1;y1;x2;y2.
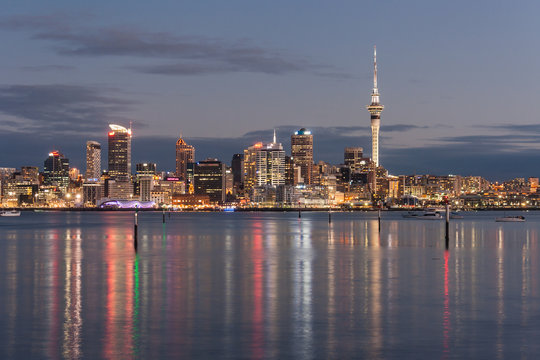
495;215;525;222
0;210;21;217
415;211;443;220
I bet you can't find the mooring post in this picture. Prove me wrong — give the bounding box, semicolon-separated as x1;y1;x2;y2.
378;202;381;233
328;208;332;223
445;201;450;249
298;202;301;219
162;209;165;224
134;208;139;250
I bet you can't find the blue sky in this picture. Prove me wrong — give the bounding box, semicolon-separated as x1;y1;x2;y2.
1;1;539;180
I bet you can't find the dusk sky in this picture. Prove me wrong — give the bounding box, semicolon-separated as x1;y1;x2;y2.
1;0;540;180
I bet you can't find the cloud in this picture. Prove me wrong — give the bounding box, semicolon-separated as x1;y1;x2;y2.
475;124;540;134
438;134;540;151
21;65;75;72
0;14;344;77
0;84;135;135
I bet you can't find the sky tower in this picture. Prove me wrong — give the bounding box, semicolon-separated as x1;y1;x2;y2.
367;46;384;167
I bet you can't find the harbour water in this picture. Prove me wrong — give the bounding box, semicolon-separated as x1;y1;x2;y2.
0;211;539;359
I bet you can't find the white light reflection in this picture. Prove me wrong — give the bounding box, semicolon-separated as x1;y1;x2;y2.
293;219;313;359
62;229;83;359
264;220;279;359
496;227;504;359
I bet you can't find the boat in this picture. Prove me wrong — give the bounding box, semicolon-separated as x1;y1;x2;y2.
414;211;443;220
495;215;525;222
403;210;443;220
402;211;422;218
0;210;21;217
450;211;464;219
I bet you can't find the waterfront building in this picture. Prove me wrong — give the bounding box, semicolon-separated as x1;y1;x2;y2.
291;128;313;185
194;159;226;204
107;179;134;200
43;151;70;190
83;182;103;207
139;176;154;202
108;124;132;180
175;135;195;181
172;193;210;207
366;46;384;168
85;141;101;181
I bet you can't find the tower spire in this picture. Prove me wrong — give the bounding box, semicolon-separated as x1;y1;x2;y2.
273;128;277;144
373;45;378;92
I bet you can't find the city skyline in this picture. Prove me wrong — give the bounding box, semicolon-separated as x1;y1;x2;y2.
1;1;540;180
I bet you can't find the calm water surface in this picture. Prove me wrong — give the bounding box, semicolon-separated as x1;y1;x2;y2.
1;211;540;359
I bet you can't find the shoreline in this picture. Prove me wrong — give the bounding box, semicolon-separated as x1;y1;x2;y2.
3;207;540;212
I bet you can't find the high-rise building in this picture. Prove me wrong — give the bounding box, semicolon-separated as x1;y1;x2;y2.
136;163;156;176
20;166;39;184
43;151;70;189
194;159;226;203
291;128;313;185
85;141;101;181
231;153;244;191
366;46;384;167
108;124;132;180
344;147;371;172
176;136;195;181
243;142;263;192
255;133;285;187
285;156;295;186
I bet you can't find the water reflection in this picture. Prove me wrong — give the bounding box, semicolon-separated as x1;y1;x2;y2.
62;229;83;359
1;212;540;359
443;250;450;359
293;218;313;360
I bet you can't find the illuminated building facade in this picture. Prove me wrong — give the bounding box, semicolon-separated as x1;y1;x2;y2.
107;124;131;180
255;134;285;187
194;159;226;203
85;141;101;181
243;142;263;192
291;128;313;185
175;136;195;181
344;147;370;172
43;151;70;190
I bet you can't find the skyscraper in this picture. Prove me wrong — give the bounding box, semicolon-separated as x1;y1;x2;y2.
231;153;244;192
43;151;70;189
194;159;226;203
85;141;101;181
255;132;285;187
344;147;363;169
344;147;370;172
243;142;263;192
108;124;131;180
291;128;313;185
367;46;384;167
176;135;195;181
